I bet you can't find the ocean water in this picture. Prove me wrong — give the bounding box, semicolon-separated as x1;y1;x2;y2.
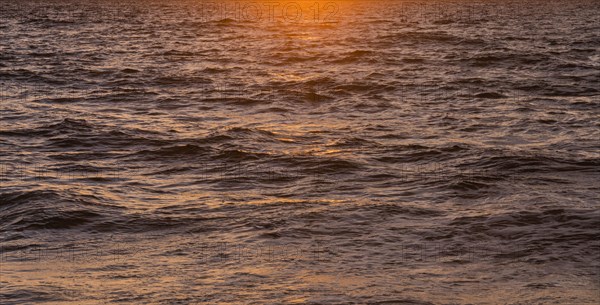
0;0;599;304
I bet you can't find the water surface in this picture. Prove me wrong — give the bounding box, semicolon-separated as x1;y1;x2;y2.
1;0;599;304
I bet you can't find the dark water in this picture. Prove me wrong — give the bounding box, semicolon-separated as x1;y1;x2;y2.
1;0;599;304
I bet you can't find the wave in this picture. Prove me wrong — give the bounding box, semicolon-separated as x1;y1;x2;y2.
0;190;111;232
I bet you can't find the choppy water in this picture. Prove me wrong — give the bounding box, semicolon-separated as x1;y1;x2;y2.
1;0;599;304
